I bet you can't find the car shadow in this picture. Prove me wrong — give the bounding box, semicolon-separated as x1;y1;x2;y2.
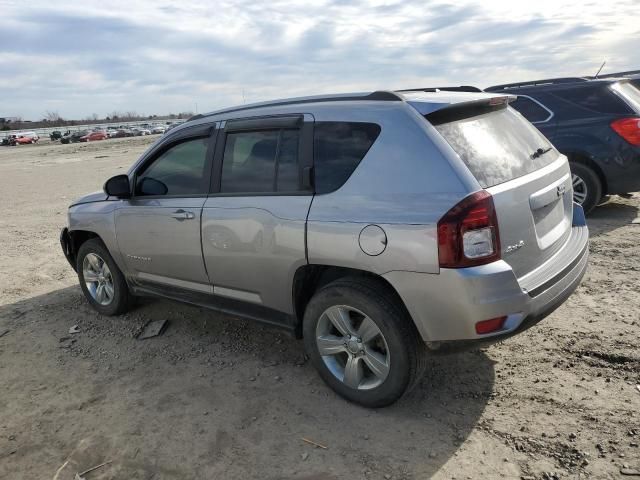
0;286;495;479
587;196;639;237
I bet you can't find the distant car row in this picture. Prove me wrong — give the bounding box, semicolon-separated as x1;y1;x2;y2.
2;122;183;146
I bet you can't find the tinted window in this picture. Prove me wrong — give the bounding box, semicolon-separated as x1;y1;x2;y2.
431;106;556;188
136;137;209;196
510;97;550;122
221;129;301;193
551;85;631;114
314;122;381;193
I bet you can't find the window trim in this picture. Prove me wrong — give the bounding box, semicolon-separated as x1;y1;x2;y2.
131;125;217;199
512;94;554;124
210;114;314;196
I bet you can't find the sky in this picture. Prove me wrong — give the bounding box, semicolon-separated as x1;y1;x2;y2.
1;0;639;120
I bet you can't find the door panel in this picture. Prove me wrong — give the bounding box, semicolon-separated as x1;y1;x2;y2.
115;197;210;287
201;196;310;313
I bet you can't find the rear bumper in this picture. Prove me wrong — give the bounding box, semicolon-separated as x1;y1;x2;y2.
384;205;589;344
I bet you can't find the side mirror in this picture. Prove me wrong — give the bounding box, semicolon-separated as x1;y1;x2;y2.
104;174;131;198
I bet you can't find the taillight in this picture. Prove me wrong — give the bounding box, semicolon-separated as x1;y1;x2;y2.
610;117;640;146
437;190;501;268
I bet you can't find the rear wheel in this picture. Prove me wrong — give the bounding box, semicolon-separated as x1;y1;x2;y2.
303;278;426;407
570;162;602;214
76;238;133;315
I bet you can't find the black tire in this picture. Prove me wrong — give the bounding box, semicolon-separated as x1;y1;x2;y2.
76;238;133;315
303;278;427;407
570;162;602;215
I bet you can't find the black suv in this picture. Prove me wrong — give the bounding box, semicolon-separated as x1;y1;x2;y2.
486;77;640;213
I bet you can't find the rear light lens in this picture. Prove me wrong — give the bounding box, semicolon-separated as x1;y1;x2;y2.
475;316;507;335
610;117;640;146
437;190;501;268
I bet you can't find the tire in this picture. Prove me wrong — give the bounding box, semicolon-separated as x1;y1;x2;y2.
76;238;133;315
302;278;427;407
570;162;602;215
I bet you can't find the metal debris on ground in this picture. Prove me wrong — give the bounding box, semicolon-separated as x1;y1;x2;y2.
69;325;80;334
301;437;328;449
137;319;169;340
74;460;112;480
0;329;9;338
620;467;640;476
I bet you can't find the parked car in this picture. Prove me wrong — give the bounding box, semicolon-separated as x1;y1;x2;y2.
131;128;151;136
60;130;90;144
50;130;63;141
60;89;589;407
486;77;640;213
112;129;134;138
79;131;108;142
1;135;17;146
151;125;166;134
14;131;39;144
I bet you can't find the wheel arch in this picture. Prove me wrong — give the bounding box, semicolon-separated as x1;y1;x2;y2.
63;229;102;271
291;264;413;338
565;151;608;194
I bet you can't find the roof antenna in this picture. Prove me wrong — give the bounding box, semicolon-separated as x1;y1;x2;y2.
594;60;606;79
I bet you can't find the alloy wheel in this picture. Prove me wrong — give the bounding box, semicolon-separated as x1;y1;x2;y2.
82;253;114;306
572;173;588;205
315;305;390;390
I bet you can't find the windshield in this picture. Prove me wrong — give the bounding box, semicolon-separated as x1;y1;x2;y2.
429;105;557;188
612;81;640;113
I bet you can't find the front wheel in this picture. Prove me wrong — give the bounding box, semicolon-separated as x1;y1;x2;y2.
303;278;426;407
570;162;602;214
76;238;133;315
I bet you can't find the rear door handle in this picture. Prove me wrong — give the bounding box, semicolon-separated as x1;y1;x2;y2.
170;209;195;220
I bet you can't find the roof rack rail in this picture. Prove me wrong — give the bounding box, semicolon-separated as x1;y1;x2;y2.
587;69;640;79
486;77;589;91
199;90;403;119
396;86;482;93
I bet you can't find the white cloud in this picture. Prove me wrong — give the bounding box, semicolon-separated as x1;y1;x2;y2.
0;0;638;119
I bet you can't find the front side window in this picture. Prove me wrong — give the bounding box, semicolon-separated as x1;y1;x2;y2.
136;137;209;196
221;129;301;193
510;97;551;123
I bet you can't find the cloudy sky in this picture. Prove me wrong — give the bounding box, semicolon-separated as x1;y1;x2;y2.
2;0;639;120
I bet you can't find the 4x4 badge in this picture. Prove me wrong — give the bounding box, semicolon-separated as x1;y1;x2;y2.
505;240;525;254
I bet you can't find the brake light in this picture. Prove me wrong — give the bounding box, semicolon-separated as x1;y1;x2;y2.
437;190;501;268
610;117;640;146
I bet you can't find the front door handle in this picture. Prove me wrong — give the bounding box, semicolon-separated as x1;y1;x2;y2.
170;209;195;220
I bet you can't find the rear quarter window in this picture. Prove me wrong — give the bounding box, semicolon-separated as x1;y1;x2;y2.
314;122;381;193
430;106;557;188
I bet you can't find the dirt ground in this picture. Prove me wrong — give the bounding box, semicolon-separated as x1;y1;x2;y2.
0;137;638;480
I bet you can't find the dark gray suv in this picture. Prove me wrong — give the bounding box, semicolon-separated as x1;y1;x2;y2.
61;89;589;406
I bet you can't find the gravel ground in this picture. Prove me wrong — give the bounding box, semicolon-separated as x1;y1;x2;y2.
0;137;638;479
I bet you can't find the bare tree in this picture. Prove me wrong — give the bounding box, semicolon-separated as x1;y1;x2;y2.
44;110;63;122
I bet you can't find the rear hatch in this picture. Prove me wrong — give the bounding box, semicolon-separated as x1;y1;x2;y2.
424;98;573;279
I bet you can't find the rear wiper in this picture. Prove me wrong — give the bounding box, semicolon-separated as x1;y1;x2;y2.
531;147;552;159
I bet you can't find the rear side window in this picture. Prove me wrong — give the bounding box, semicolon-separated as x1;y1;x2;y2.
430;106;556;188
510;97;551;123
550;85;632;115
221;129;301;193
314;122;381;193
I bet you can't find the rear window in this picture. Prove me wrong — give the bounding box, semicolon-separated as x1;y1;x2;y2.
314;122;381;193
611;81;640;113
430;105;556;188
550;84;632;115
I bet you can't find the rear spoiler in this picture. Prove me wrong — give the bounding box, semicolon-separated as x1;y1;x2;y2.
404;92;516;116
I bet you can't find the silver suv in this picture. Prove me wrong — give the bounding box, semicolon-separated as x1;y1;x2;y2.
60;89;589;407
